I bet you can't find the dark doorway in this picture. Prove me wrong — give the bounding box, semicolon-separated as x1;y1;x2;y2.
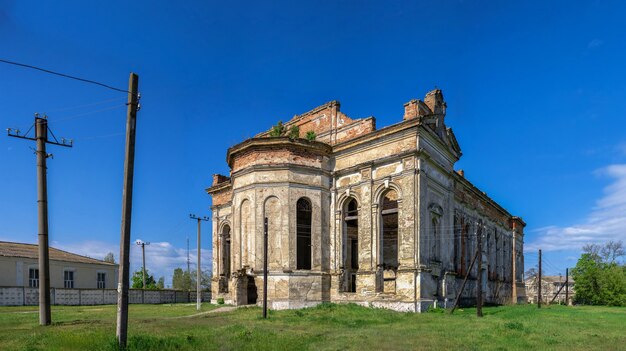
247;276;257;305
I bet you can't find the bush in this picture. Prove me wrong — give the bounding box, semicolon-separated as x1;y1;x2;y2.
217;298;225;305
269;121;285;137
305;130;316;141
288;125;300;139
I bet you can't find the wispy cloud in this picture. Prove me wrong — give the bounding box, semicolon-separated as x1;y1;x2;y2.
587;38;604;49
52;240;212;288
526;164;626;252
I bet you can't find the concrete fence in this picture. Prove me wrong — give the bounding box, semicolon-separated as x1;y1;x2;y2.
0;286;211;306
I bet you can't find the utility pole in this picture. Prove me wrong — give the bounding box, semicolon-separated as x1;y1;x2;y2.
476;221;483;317
116;73;140;349
263;217;268;319
7;114;73;326
450;249;480;314
190;214;209;311
538;249;542;309
136;240;150;289
565;268;569;305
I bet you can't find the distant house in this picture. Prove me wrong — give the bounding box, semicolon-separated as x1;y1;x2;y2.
525;275;574;305
0;241;118;289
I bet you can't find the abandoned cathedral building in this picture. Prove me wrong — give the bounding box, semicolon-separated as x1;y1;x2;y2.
207;89;526;312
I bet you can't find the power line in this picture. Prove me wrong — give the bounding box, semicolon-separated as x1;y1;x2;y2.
0;58;134;95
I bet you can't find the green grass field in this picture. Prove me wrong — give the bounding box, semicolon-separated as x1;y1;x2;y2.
0;303;624;351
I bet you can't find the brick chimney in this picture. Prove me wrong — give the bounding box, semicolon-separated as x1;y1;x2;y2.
212;174;230;186
403;99;433;120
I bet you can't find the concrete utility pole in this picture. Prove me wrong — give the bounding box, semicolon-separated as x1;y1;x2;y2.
263;217;268;319
136;240;150;288
117;73;140;348
476;221;483;317
190;214;209;311
538;249;542;309
7;114;73;326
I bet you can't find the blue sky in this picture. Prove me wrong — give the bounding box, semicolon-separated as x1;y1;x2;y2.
1;1;625;285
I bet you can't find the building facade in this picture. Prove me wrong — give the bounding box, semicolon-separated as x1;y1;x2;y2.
0;241;118;289
208;90;525;312
525;275;574;305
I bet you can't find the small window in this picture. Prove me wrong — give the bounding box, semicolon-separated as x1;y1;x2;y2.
64;270;74;288
97;272;106;289
29;268;39;288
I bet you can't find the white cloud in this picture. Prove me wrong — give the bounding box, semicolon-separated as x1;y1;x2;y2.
526;164;626;252
587;38;604;49
52;240;212;288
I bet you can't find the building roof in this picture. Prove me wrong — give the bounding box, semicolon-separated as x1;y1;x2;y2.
0;241;117;266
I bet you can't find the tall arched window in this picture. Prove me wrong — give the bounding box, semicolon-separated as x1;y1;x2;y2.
343;198;358;292
296;198;312;270
221;225;231;277
381;190;398;270
431;217;440;262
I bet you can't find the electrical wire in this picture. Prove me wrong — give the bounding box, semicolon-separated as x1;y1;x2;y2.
0;58;134;95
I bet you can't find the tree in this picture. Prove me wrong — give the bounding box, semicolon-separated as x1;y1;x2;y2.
131;269;157;289
172;268;211;291
601;240;625;264
156;277;165;289
172;268;192;291
103;252;115;263
573;240;626;306
571;253;602;305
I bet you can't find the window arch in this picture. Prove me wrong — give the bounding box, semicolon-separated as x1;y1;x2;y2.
431;217;440;262
343;197;359;292
296;198;312;270
221;224;231;277
381;190;398;270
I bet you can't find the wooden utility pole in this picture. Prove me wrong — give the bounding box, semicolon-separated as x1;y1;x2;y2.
7;114;73;326
136;241;150;288
538;249;542;309
116;73;139;348
476;222;483;317
565;268;569;305
450;249;480;314
190;214;209;311
263;217;268;319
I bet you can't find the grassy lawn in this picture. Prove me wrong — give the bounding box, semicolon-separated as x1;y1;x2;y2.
0;303;624;351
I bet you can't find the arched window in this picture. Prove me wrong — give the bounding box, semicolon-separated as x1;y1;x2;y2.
221;225;231;277
381;190;398;270
296;198;312;270
343;198;358;292
431;217;440;262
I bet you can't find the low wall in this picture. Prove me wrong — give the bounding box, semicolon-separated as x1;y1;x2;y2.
0;287;211;306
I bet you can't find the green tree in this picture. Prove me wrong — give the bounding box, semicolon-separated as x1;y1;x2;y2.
573;240;626;306
172;268;211;291
172;268;192;291
131;269;157;289
571;253;602;305
156;276;165;289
